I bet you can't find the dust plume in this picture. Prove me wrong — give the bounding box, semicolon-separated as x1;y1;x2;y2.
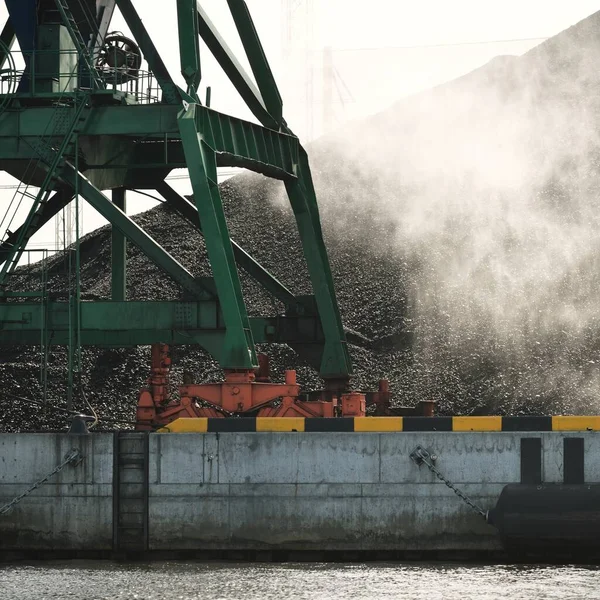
305;12;600;414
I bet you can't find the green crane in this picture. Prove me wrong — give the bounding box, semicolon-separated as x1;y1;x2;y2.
0;0;353;403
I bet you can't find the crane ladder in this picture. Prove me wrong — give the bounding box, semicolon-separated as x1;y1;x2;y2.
0;95;91;285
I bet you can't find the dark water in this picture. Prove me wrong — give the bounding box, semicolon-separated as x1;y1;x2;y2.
1;562;600;600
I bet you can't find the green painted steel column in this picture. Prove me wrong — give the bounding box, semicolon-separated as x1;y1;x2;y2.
285;148;352;380
178;103;257;369
226;0;283;123
111;188;127;301
177;0;201;97
196;1;278;130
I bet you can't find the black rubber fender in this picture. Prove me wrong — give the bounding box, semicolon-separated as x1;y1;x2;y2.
488;483;600;549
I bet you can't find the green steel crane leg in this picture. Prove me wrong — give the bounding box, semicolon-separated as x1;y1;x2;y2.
115;0;182;105
155;181;298;309
60;164;215;300
0;19;15;70
226;0;283;124
177;0;201;98
178;104;257;369
0;189;73;266
285;147;352;380
111;188;127;301
196;2;278;130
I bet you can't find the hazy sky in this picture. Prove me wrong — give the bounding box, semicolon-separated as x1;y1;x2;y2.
0;0;599;249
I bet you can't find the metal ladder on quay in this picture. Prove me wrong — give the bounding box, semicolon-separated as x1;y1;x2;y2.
113;432;150;553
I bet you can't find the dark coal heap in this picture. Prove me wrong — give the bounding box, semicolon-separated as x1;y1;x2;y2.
3;11;600;431
0;177;409;432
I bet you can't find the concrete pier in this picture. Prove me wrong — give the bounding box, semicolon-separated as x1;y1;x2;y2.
0;433;113;551
0;430;597;555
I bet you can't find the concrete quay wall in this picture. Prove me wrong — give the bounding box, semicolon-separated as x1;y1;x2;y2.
0;433;113;550
0;431;596;553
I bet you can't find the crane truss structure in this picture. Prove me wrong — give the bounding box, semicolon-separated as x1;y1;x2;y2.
0;0;354;414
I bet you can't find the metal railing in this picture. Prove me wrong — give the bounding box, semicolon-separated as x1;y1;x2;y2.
0;49;161;105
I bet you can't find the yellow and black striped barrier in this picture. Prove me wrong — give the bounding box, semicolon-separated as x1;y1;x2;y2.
158;416;600;433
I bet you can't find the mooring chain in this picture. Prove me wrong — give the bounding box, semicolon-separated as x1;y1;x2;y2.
410;445;488;519
0;448;83;516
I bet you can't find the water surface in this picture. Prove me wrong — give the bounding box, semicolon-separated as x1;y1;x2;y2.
1;562;599;599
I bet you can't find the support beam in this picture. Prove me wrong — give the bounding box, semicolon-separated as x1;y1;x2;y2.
178;104;257;369
195;106;298;177
196;2;279;130
111;188;127;301
0;301;329;367
226;0;283;124
0;300;224;356
0;299;332;377
0;105;298;177
155;181;297;308
115;0;182;105
0;18;15;70
0;189;73;267
177;0;201;97
285;148;352;379
60;164;215;300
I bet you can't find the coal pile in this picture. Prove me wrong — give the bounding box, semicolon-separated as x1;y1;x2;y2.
0;176;411;431
4;11;600;431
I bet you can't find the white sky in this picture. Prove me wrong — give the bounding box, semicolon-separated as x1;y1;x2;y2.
0;0;599;251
